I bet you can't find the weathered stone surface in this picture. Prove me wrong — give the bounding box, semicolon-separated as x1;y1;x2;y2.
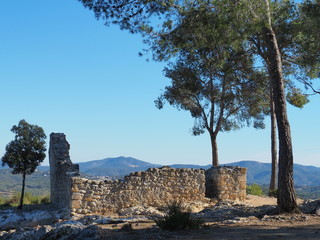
69;165;246;216
43;221;86;240
49;133;80;212
118;206;165;217
0;210;25;231
197;201;277;222
0;209;66;231
300;199;320;214
205;166;247;201
70;167;209;215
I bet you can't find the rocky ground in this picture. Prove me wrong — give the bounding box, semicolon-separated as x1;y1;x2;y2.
1;195;320;240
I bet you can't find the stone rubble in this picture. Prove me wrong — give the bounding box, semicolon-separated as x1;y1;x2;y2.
0;208;68;231
300;199;320;214
2;199;320;240
260;214;308;222
118;206;165;217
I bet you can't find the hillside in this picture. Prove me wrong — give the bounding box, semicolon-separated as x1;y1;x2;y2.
75;157;320;186
78;156;161;178
0;169;50;198
2;157;320;199
225;161;320;186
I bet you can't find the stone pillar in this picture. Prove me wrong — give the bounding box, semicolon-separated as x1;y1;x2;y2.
205;166;247;201
49;133;79;210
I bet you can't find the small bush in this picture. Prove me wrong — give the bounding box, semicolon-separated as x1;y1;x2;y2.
25;192;38;204
0;198;6;205
247;184;264;196
268;189;278;198
155;202;204;231
7;193;20;206
0;202;12;209
40;195;50;204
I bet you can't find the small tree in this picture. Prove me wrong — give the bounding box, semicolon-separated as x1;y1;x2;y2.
2;120;46;209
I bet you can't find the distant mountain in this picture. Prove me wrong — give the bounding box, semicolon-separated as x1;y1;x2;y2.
73;157;320;186
77;156;161;178
38;166;50;171
224;161;320;186
2;157;320;193
224;161;272;185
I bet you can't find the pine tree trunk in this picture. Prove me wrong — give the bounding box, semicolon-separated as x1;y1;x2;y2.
265;27;298;213
210;133;219;167
264;0;298;213
18;173;26;209
269;88;277;192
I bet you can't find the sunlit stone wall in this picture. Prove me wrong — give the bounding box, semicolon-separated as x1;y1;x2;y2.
205;166;247;201
70;167;206;215
48;133;247;216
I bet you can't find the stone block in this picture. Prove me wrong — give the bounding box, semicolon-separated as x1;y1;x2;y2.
71;193;83;200
71;200;82;209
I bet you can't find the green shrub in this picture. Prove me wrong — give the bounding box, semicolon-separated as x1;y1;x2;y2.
0;202;12;209
246;184;264;196
155;202;204;231
268;189;278;198
40;195;50;204
24;192;36;204
0;197;11;209
0;198;6;205
0;192;50;207
7;193;20;206
31;198;40;204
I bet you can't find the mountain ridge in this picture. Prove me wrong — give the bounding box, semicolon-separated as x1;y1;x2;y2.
72;156;320;186
2;156;320;186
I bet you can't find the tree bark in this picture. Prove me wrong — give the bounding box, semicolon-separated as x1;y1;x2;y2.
263;0;298;213
18;173;26;209
265;27;298;212
210;132;219;167
269;88;277;192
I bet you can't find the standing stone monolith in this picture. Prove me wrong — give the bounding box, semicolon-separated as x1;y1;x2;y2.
49;133;79;210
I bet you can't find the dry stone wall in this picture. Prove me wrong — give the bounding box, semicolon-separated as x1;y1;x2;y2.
205;166;247;201
48;133;247;216
70;167;206;215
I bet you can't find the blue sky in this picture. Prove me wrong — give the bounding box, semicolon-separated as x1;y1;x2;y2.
0;0;319;167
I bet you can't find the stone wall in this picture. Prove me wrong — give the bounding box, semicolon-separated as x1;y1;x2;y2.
48;133;247;216
49;133;80;210
70;167;206;215
205;166;247;201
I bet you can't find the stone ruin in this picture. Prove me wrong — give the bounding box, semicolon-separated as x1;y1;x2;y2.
205;167;247;201
49;133;80;210
49;133;247;216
